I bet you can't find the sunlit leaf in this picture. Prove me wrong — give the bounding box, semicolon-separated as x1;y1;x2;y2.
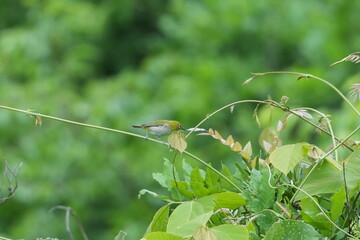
211;192;246;210
167;198;214;237
269;143;303;174
211;224;249;240
143;232;183;240
168;131;187;153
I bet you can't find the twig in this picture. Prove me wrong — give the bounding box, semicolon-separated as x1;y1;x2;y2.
50;205;89;240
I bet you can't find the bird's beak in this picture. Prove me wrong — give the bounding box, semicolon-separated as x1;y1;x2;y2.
179;125;185;130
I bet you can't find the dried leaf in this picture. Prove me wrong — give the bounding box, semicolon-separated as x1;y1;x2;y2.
168;131;187;153
331;52;360;66
275;202;291;218
208;128;214;135
263;140;273;153
277;120;286;132
230;105;235;113
35;116;42;127
241;141;252;160
292;109;313;119
225;135;234;146
231;142;242;152
214;130;223;140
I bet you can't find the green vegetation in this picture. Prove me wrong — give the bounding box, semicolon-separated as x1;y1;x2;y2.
0;0;360;239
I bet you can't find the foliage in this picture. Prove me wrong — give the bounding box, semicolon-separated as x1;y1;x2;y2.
1;0;360;239
140;69;360;239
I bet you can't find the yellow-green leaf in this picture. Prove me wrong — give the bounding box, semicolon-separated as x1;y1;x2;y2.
269;143;303;174
168;131;187;153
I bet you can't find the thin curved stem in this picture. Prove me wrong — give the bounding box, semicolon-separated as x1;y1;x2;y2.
186;100;268;138
244;71;360;116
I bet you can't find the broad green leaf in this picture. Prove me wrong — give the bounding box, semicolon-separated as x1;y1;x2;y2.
344;147;360;192
330;188;345;222
295;160;342;200
264;220;321;240
211;192;246;210
168;131;187;153
190;167;211;197
144;204;170;234
196;195;216;212
211;224;249;240
167;198;214;237
299;197;331;236
193;226;217;240
143;231;183;240
269;143;303;174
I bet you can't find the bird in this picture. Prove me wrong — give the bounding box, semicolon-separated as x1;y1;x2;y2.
132;120;185;139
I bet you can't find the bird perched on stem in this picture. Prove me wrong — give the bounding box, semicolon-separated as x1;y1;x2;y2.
132;120;185;139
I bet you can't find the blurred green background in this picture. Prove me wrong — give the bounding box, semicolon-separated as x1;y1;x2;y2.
0;0;359;239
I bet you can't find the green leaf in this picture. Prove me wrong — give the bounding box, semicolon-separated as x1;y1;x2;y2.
205;166;222;193
144;204;170;234
174;181;194;199
211;192;246;210
330;188;346;222
345;147;360;192
220;164;239;191
264;220;321;240
153;158;178;189
196;195;216;212
269;143;303;174
167;198;214;237
143;232;183;240
295;160;342;200
190;167;211;197
211;224;249;240
299;197;331;236
245;168;277;233
247;168;275;211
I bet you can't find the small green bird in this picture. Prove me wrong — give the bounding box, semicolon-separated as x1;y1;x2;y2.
132;120;184;139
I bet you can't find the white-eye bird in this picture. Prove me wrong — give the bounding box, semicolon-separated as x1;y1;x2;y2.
132;120;184;139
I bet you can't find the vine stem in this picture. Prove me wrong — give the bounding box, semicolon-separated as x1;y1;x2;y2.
244;71;360;117
0;104;241;192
